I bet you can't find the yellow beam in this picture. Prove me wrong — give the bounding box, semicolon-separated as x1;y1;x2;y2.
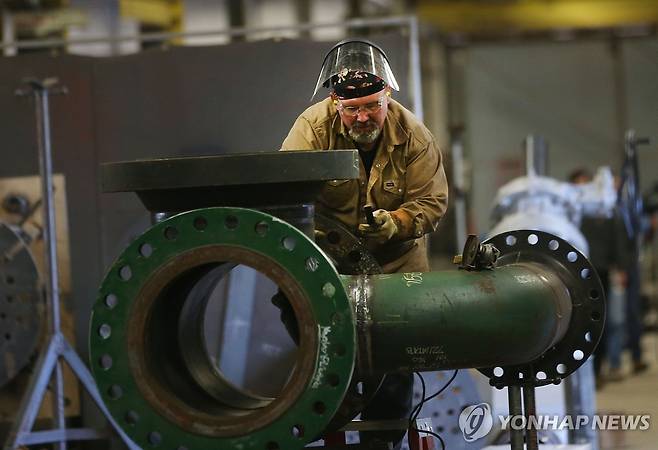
418;0;658;34
13;7;87;37
119;0;183;29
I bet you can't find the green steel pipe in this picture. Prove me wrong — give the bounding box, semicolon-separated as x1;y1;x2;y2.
343;262;573;375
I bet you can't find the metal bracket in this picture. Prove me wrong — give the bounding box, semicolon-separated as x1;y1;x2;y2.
453;234;500;270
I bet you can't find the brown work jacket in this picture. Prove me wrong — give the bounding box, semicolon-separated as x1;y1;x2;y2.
281;97;448;273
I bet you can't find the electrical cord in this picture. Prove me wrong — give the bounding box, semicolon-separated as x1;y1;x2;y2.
408;370;459;450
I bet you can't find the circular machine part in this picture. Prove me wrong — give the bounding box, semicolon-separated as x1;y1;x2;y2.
90;207;356;450
479;230;605;387
0;222;43;388
314;214;384;432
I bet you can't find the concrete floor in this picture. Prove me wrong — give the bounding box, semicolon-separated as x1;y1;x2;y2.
596;333;658;450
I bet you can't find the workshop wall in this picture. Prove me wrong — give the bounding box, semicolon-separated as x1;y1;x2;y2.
623;38;658;197
463;38;658;235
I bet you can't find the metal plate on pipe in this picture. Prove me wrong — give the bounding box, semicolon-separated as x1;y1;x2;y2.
101;150;359;212
101;150;359;191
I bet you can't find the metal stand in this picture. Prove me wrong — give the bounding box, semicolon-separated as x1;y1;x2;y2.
3;78;137;450
507;381;540;450
522;385;539;450
508;385;524;450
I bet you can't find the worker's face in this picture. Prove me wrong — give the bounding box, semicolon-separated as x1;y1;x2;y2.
333;88;390;145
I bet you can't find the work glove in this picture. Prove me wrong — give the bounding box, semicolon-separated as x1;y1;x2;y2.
358;209;398;244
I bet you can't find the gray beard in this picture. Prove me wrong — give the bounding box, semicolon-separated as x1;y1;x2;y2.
348;126;382;144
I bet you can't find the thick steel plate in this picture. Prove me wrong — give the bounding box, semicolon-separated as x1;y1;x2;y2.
90;207;356;450
101;151;359;212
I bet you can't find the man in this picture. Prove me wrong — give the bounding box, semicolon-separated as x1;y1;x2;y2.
281;39;448;273
569;168;646;386
280;39;448;448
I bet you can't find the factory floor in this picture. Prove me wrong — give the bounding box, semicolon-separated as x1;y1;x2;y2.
596;332;658;450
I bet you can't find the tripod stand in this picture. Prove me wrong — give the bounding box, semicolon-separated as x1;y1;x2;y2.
3;78;137;450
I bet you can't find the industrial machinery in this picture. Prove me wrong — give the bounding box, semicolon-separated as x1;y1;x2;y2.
489;136;616;256
89;150;605;449
485;135;618;449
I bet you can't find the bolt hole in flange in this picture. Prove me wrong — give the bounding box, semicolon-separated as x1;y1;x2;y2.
164;226;178;240
193;216;208;231
313;401;327;415
98;324;111;339
108;384;123;399
225;215;239;229
119;265;132;281
282;236;296;251
125;410;139;425
148;431;162;446
105;294;118;309
291;425;304;438
99;354;113;370
90;208;354;450
478;230;605;386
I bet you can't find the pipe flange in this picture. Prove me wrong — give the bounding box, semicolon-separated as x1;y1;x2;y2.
90;207;355;450
478;230;605;388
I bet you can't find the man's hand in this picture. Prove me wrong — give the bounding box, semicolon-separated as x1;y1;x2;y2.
358;209;398;244
271;290;299;345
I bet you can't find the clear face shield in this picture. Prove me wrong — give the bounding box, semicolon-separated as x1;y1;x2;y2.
311;40;400;100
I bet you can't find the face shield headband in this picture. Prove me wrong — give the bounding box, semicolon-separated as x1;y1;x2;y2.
330;70;386;99
311;39;399;100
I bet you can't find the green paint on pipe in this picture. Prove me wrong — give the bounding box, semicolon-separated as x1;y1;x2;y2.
342;262;572;374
